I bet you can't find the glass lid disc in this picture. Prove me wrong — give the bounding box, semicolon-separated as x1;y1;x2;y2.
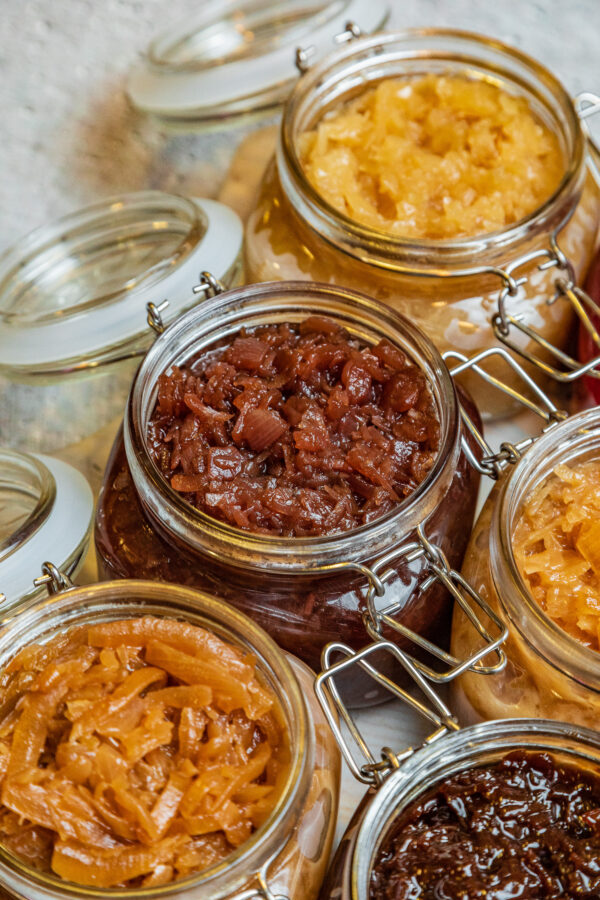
0;451;93;607
0;450;55;563
0;192;242;374
149;0;351;70
127;0;389;121
0;192;205;329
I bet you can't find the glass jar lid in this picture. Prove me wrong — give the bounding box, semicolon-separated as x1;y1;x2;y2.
0;449;93;607
0;191;243;379
126;0;389;122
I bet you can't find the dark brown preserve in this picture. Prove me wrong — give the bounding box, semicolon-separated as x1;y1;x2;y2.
147;318;439;537
95;314;480;703
371;750;600;900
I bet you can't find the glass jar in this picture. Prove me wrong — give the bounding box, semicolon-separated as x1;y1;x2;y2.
318;717;600;899
451;406;600;729
0;190;242;453
0;573;340;900
577;236;600;405
94;279;510;708
0;448;93;609
244;29;600;417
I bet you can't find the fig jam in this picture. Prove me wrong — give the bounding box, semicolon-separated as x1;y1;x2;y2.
371;750;600;899
147;318;439;537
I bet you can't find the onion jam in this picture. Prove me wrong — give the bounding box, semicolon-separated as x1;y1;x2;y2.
0;617;288;889
147;317;440;537
371;750;600;899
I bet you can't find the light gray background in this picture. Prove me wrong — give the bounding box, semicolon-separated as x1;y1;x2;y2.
2;0;600;251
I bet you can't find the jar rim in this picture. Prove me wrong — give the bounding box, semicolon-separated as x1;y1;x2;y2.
279;27;586;273
492;407;600;689
350;717;600;899
0;453;93;609
0;448;56;562
0;579;311;898
125;280;461;571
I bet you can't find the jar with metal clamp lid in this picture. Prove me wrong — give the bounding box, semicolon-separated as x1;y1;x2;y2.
243;29;600;417
451;404;600;730
94;279;509;708
0;448;93;610
0;565;340;900
315;639;600;899
493;91;600;403
0;190;242;454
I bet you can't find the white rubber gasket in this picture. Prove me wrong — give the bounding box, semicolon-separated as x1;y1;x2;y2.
127;0;388;118
0;455;93;607
0;198;242;369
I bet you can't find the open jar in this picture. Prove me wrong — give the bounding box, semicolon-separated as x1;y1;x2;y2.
314;639;600;898
320;713;600;897
0;569;340;900
451;406;600;729
94;279;509;707
0;449;93;609
0;190;242;453
243;29;600;416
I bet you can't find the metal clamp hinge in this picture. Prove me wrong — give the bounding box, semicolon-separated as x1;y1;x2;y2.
146;271;225;336
444;346;567;480
315;639;459;786
490;233;600;384
33;562;74;595
295;20;362;74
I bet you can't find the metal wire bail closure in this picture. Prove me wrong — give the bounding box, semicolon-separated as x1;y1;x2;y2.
361;524;507;682
490;228;600;383
315;639;460;785
444;346;568;480
307;519;508;687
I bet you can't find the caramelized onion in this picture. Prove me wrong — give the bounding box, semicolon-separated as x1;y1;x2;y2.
147;319;440;536
0;617;288;888
513;460;600;650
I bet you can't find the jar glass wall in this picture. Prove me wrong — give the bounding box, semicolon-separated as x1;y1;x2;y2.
95;281;481;706
244;29;600;417
451;407;600;728
0;578;339;900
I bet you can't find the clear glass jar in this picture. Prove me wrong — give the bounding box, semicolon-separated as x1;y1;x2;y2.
451;406;600;728
94;280;489;706
319;718;600;899
577;240;600;405
0;576;340;900
0;448;93;609
244;29;600;417
0;190;242;453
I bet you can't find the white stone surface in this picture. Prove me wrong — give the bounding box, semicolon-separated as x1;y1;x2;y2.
1;0;600;250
